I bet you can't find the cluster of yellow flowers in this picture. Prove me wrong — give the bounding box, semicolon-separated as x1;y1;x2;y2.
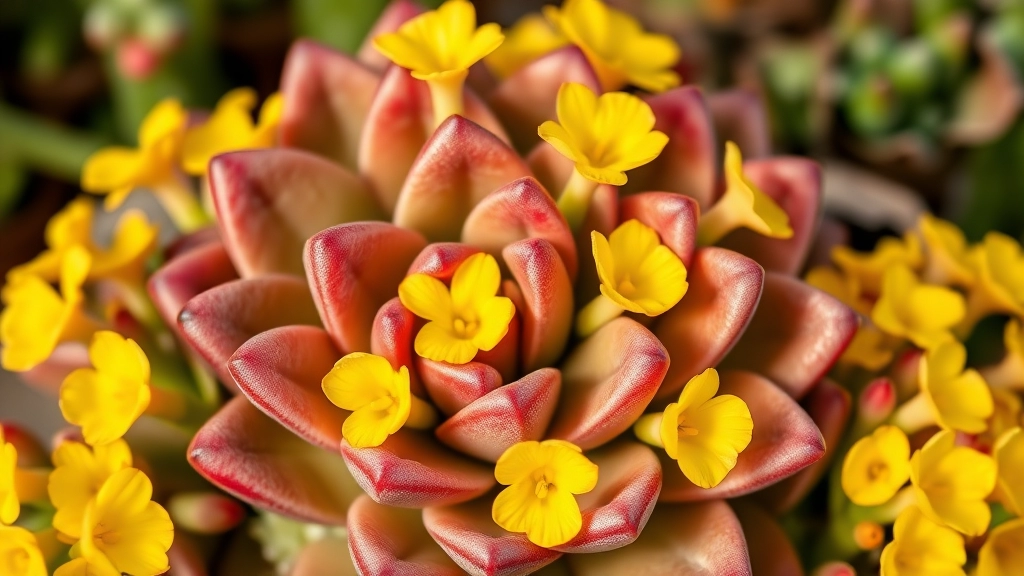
808;216;1024;574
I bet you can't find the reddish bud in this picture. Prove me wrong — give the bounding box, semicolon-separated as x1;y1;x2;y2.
1;423;47;467
117;38;162;80
858;377;897;427
853;521;884;550
812;561;857;576
169;492;247;535
890;349;923;399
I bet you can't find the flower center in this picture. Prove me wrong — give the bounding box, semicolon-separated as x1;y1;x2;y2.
867;461;889;482
452;316;479;339
676;415;699;438
617;275;637;297
534;477;553;499
367;396;395;412
95;524;121;546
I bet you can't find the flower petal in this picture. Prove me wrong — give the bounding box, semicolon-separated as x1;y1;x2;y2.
417;358;503;417
731;501;805;576
707;90;772;160
503;238;574;372
620;192;699;268
147;241;238;344
356;0;425;70
347;495;462;576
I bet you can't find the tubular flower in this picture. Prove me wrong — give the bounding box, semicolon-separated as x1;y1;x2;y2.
633;368;753;489
994;427;1024;516
544;0;681;93
833;233;923;296
697;141;794;246
977;518;1024;576
492;440;599;547
181;88;284;175
48;439;133;539
0;526;47;576
399;252;516;365
880;505;966;576
871;264;965;350
841;425;911;506
918;214;974;288
59;331;152;447
485;14;568;79
909;430;996;536
322;353;436;448
0;429;17;525
968;232;1024;321
892;340;993;434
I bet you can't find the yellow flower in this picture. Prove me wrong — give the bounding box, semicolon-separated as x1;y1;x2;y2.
633;368;753;489
4;198;94;288
841;425;911;506
0;526;47;576
492;440;599;548
909;430;996;536
398;252;516;365
871;264;965;350
544;0;680;93
697;141;793;246
805;266;870;315
893;340;992;435
968;232;1024;321
977;518;1024;576
576;219;687;336
982;319;1024;389
840;326;896;371
833;233;923;296
81;98;187;210
918;214;974;288
60;331;151;446
322;353;436;448
1;246;95;372
48;439;133;539
880;505;966;576
994;427;1024;516
0;429;18;525
54;468;173;576
485;13;568;79
373;0;503;124
983;389;1022;447
181;88;283;176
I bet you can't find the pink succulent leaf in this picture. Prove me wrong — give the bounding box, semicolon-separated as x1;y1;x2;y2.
278;40;380;170
19;342;89;396
340;430;496;508
489;46;601;152
707;90;772;160
209;148;384;278
463;176;578;280
622;87;717;209
407;243;482;281
573;184;620;307
731;501;805;576
754;379;851;514
502;238;574;373
356;0;425;71
720;272;857;399
718;157;822;276
163;226;220;261
652;247;764;404
347;495;463;576
391;115;530;242
178;275;321;386
553;441;662;554
418;358;503;417
229;325;346;452
371;297;425;397
564;501;752;575
620;192;699;268
547;317;669;450
423;497;563;576
148;241;239;337
304;222;427;354
292;536;358;576
189;397;361;525
435;368;561;462
659;370;825;502
360;67;511;215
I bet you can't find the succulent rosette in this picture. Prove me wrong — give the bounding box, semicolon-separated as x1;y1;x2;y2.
134;1;857;573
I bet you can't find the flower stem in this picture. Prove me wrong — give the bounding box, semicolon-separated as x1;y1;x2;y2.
576;293;625;337
696;196;741;246
0;102;108;181
426;71;468;130
633;413;665;448
557;168;599;232
154;179;212;233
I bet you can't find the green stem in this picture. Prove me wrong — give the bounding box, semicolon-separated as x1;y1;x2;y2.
0;103;108;181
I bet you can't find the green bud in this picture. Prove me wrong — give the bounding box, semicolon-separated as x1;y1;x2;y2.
886;39;939;100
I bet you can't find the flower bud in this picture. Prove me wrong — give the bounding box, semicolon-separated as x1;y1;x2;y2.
117;38;162;80
858;377;897;430
853;520;884;550
169;492;246;535
0;423;47;467
889;349;922;399
811;561;857;576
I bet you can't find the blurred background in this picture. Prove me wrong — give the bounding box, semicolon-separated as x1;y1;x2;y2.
3;0;1024;435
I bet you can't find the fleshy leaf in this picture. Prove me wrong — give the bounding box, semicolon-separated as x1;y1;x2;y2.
707;90;772;160
407;243;482;282
370;297;424;397
731;501;805;576
620;192;699;268
418;359;503;417
503;238;574;372
164;226;220;261
148;241;238;338
347;495;462;576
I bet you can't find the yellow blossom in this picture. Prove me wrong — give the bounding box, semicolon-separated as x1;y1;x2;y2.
982;319;1024;389
492;440;598;548
994;427;1024;516
909;430;996;536
805;266;870;315
60;331;151;446
0;526;47;576
399;253;516;365
322;353;436;448
968;232;1024;322
633;368;753;489
577;219;688;336
81;99;187;210
54;468;173;576
977;518;1024;576
983;389;1022;447
373;0;503;125
840;326;896;371
697;141;793;246
48;439;133;539
880;505;966;576
1;246;95;372
918;214;974;288
544;0;680;93
841;425;911;506
485;13;568;79
0;429;17;525
871;264;964;350
892;340;992;435
181;88;283;175
833;233;923;296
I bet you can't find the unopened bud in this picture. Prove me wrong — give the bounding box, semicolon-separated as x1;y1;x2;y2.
853;520;884;550
889;349;922;399
169;492;247;534
1;423;47;467
116;38;162;80
812;561;857;576
859;377;896;423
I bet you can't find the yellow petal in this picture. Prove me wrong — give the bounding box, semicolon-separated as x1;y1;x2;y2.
0;526;47;576
88;468;173;576
451;253;502;314
471;296;515;352
676;368;720;413
537;121;586;166
49;440;133;538
841;425;911;506
181;88;260;175
413;321;479;364
138;98;187;150
485;13;568;79
723;141;793;238
921;340;993;434
674;394;753;489
910;430;996;536
881;506;966;576
0;441;17;525
59;368;151;446
977;518;1024;576
919;214;974;287
493;481;583;548
90;210;160;282
254;92;284;147
322;353;406;411
994;427;1024;516
89;331;150;385
593;219;688;315
398;273;453;324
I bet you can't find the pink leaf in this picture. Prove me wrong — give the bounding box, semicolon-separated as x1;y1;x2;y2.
620;192;699;268
732;501;805;576
418;359;503;417
707;90;772;160
347;495;462;576
148;241;238;337
371;297;424;397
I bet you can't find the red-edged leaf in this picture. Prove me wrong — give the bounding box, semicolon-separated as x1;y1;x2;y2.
652;247;763;404
620;192;699;268
347;495;462;576
304;222;426;355
209;148;383;278
418;359;503;417
659;370;825;502
502;238;573;372
188;397;361;525
707;90;772;160
229;325;345;452
731;501;805;576
435;368;560;461
356;0;424;71
720;272;857;399
278;40;380;170
371;297;424;397
547;317;668;450
164;226;219;261
407;243;481;281
148;241;238;335
340;430;495;508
